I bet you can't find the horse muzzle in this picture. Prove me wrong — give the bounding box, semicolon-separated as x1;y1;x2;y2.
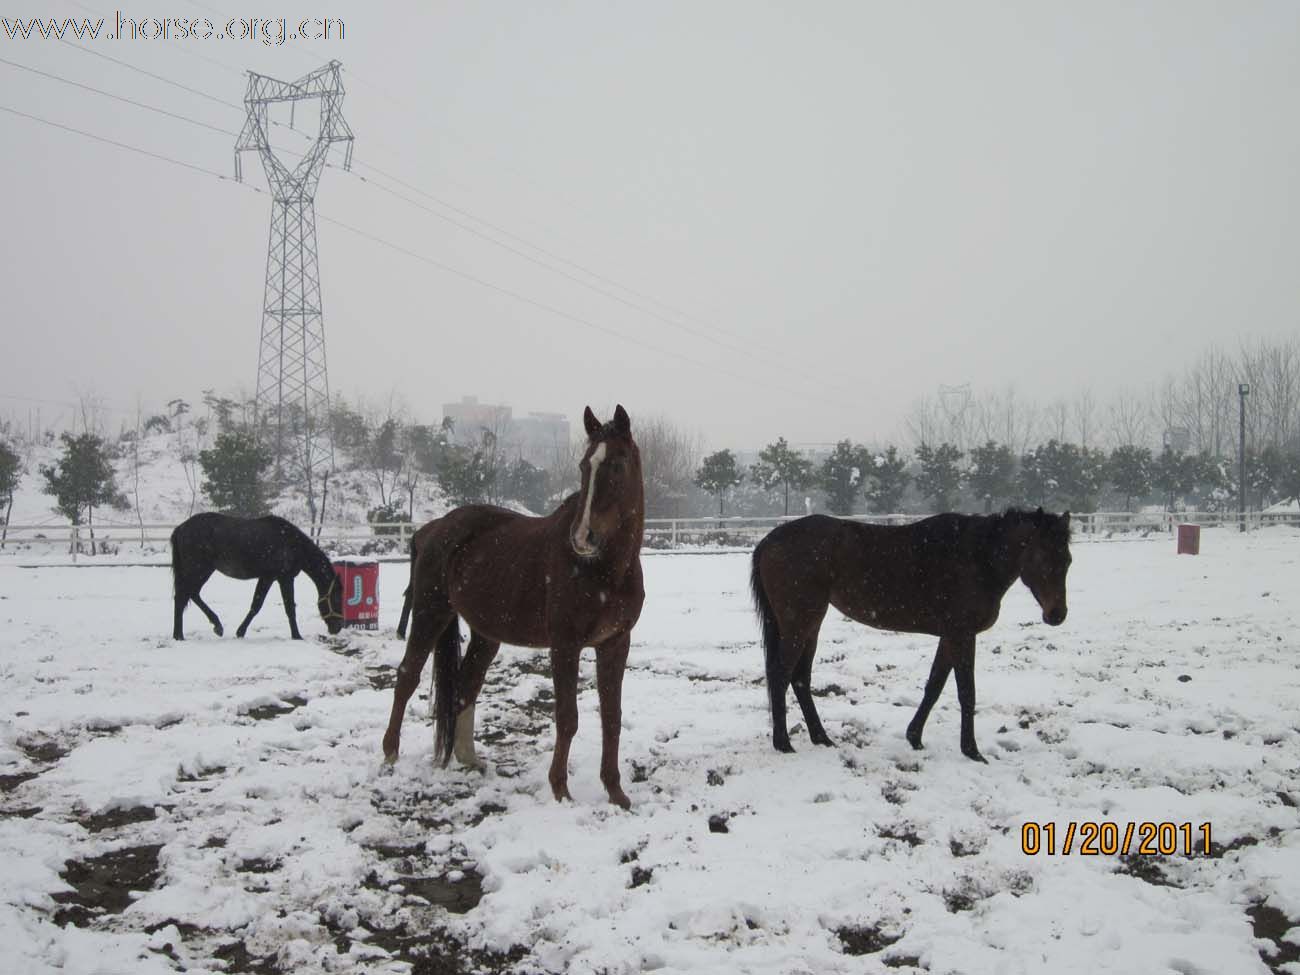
570;529;601;559
1042;605;1067;626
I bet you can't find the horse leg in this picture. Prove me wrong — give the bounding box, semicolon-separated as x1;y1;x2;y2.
906;637;955;751
382;606;448;762
173;591;188;641
547;645;581;804
790;629;833;747
182;570;223;638
235;577;274;638
950;635;987;763
277;575;302;640
451;631;500;767
594;632;632;809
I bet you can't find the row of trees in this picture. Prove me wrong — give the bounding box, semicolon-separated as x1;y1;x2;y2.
903;338;1300;459
695;437;1300;517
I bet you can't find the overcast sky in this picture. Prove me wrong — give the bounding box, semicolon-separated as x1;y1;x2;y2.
1;1;1297;449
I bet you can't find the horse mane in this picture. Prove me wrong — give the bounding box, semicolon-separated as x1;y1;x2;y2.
999;506;1072;540
271;515;335;591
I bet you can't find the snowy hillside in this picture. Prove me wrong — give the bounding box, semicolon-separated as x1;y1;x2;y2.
2;429;453;548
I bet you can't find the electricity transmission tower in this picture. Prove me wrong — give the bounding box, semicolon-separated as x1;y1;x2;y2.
938;383;972;448
235;60;353;532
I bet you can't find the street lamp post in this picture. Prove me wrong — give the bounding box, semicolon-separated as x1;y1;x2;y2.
1238;383;1249;532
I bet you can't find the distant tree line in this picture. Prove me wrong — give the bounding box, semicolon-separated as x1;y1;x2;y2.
693;434;1300;518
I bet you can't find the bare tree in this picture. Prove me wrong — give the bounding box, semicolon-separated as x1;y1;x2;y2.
970;386;1039;454
1043;399;1069;444
1239;336;1300;451
1071;388;1097;447
1107;389;1153;448
904;395;943;448
130;397;146;545
634;414;703;517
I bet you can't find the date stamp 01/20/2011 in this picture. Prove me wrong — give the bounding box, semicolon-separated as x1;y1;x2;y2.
1021;821;1213;857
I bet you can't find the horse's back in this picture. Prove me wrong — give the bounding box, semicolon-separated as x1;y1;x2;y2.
172;512;309;581
411;503;565;647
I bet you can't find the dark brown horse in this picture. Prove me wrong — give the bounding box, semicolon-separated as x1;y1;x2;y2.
382;406;645;809
751;508;1071;761
170;513;344;640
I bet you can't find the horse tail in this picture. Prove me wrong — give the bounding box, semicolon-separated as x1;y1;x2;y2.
396;535;416;639
750;539;782;720
431;615;462;767
169;524;184;598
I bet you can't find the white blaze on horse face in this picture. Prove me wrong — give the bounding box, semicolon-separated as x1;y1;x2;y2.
574;442;607;556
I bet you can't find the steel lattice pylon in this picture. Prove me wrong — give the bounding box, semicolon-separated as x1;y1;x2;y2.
235;60;353;530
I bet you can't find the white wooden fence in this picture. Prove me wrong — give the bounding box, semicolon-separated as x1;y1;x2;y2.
2;509;1296;560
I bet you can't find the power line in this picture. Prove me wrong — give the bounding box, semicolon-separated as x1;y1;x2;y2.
0;101;857;412
345;160;860;396
0;102;235;180
55;35;239;113
0;55;238;138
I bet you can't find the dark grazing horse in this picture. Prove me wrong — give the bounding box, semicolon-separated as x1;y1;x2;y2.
751;508;1071;761
383;406;646;809
170;513;345;641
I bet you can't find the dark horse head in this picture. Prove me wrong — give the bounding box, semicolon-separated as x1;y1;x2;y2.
316;572;346;635
571;404;643;560
1014;507;1071;626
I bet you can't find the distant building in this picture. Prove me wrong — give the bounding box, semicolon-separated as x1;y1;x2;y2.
441;396;571;469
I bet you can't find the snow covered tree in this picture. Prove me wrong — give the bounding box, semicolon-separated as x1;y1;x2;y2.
966;441;1015;512
438;431;496;507
914;442;963;512
750;437;814;516
695;449;744;517
818;440;871;516
199;429;273;517
40;432;128;553
0;437;21;549
864;445;909;514
1016;446;1050;507
1275;448;1300;507
1151;445;1198;511
502;458;549;513
1107;445;1153;511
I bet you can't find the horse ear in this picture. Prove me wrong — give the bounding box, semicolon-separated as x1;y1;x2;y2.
1062;511;1071;526
583;406;602;440
613;404;631;435
1035;506;1045;522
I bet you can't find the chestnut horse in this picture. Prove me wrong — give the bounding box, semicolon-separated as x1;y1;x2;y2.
751;508;1071;761
382;405;645;809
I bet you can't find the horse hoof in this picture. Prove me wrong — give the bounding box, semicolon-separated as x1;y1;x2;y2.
906;731;924;750
608;790;632;811
963;747;989;764
212;625;223;637
382;751;398;766
812;734;835;747
774;740;796;754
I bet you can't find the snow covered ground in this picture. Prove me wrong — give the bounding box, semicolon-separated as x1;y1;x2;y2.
1;527;1298;974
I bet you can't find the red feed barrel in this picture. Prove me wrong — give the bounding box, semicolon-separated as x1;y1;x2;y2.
1176;524;1200;556
332;559;380;629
